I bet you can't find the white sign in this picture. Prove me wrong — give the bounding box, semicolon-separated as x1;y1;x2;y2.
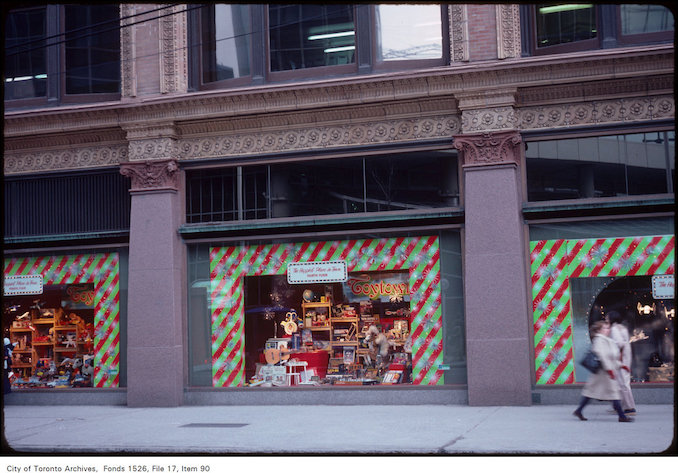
4;275;44;296
287;261;348;284
652;275;675;299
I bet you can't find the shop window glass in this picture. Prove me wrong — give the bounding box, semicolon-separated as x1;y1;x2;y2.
620;4;674;35
4;7;47;100
186;230;466;387
570;275;674;384
375;4;442;61
185;151;459;223
269;157;365;217
535;4;597;49
64;5;121;95
201;4;252;83
3;250;127;389
269;4;355;72
526;131;675;201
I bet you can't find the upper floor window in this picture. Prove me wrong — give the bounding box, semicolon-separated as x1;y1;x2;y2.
4;5;121;108
185;150;459;223
526;131;675;202
523;4;674;55
191;4;448;90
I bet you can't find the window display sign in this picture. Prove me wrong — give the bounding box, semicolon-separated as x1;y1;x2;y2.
652;275;674;299
287;261;347;284
3;275;43;295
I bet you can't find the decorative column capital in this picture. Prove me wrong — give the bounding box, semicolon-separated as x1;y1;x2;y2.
453;130;522;168
120;159;180;193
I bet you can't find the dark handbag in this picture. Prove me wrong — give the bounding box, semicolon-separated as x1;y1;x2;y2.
580;349;601;373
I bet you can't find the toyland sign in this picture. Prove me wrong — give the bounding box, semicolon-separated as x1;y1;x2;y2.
345;272;410;301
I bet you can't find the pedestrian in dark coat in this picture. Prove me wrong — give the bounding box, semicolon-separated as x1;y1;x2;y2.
4;337;14;394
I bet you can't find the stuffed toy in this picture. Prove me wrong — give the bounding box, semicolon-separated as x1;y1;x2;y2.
364;325;395;367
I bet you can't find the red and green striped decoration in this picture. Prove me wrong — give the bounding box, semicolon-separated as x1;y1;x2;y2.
531;235;674;385
3;253;120;387
210;236;444;387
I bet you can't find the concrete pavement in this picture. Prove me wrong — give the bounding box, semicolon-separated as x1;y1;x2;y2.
2;403;676;455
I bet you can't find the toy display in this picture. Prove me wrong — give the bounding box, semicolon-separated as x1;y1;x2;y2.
246;272;414;387
4;284;97;389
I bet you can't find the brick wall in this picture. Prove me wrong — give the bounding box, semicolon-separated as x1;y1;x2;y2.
467;4;498;61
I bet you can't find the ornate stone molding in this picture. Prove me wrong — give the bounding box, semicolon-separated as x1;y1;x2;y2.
4;144;128;175
453;130;522;168
159;4;188;95
120;4;137;98
518;95;674;130
123;122;180;161
449;4;469;62
177;114;462;160
120;159;179;192
496;4;521;59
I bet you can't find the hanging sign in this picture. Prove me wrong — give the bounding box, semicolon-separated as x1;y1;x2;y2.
287;261;348;284
345;272;410;301
652;275;674;299
3;275;44;296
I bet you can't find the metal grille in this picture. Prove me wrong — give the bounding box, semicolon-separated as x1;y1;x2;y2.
4;170;131;237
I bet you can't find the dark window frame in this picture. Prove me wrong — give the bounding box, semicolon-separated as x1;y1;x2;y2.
189;4;450;91
521;4;674;56
4;4;121;109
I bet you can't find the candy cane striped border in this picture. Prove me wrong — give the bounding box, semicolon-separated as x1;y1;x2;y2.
531;235;674;385
4;253;120;387
209;236;444;387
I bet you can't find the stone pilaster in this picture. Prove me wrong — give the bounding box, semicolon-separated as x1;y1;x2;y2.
454;130;532;406
120;158;185;407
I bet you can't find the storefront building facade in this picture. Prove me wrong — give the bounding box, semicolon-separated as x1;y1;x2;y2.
3;4;674;407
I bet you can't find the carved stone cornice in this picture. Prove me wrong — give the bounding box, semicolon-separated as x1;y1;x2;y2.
122;122;180;161
4;46;672;139
449;4;469;62
453;130;522;168
119;159;179;192
177;114;462;160
518;95;674;130
496;4;521;59
4;144;128;175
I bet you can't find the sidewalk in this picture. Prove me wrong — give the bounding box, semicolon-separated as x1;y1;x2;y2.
2;403;676;455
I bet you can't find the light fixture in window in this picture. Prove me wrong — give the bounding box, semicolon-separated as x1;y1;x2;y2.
637;302;655;315
308;31;355;41
539;4;594;15
324;46;355;53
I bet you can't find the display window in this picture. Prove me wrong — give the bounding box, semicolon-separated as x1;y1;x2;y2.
529;234;674;385
209;236;445;387
3;253;121;389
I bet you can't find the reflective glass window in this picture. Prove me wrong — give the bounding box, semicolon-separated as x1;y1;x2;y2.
535;4;597;48
4;8;47;100
201;4;252;83
526;131;675;201
375;4;442;61
620;4;674;35
268;4;355;72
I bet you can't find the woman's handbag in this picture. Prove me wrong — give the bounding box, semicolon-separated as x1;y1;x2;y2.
580;349;601;373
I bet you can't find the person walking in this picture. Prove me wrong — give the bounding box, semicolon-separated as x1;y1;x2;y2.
573;320;634;422
4;337;14;394
608;310;637;416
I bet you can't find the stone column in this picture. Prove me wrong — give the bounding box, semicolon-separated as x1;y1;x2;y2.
453;130;533;406
120;158;186;407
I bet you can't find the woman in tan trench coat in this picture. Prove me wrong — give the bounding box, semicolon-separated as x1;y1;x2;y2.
573;320;634;422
